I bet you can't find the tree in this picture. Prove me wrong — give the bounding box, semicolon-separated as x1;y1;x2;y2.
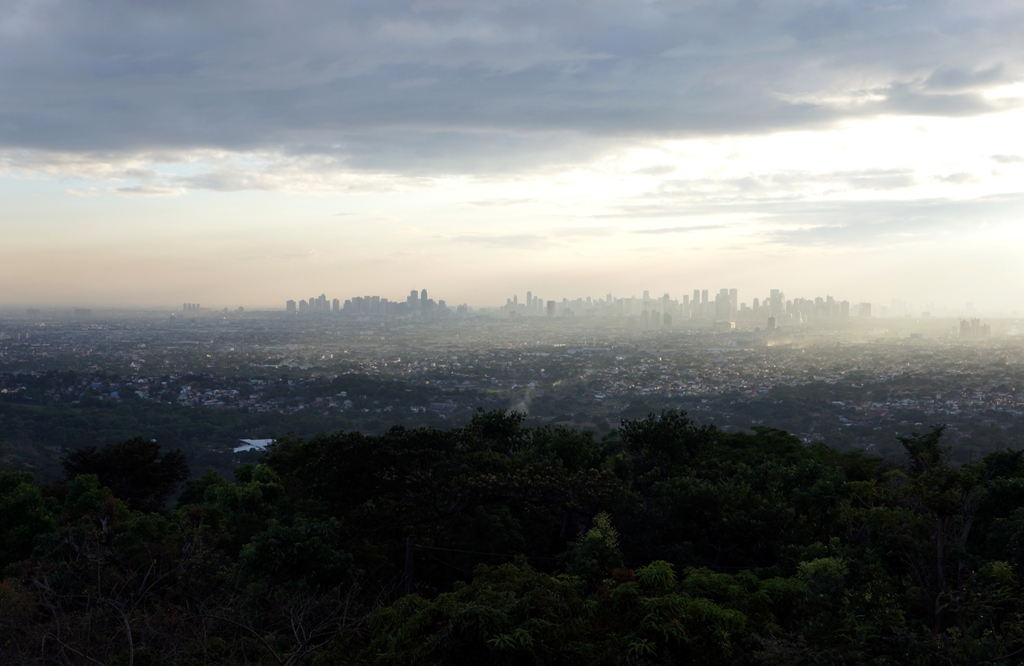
0;471;56;570
62;437;189;512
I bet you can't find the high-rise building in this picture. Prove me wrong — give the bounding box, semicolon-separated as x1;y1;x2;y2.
286;300;296;313
546;300;556;317
769;289;782;317
332;298;339;312
715;290;731;321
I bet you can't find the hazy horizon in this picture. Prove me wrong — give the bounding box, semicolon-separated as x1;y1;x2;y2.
2;1;1023;309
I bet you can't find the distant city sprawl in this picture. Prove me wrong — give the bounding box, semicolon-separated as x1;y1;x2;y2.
1;298;1020;479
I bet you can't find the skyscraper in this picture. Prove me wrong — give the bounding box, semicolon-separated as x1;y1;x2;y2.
715;290;730;320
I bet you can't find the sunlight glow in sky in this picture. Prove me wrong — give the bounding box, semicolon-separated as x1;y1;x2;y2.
1;0;1023;311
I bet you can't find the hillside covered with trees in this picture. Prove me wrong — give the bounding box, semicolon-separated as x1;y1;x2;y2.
3;410;1024;664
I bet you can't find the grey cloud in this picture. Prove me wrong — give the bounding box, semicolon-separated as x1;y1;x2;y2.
937;172;979;184
171;172;267;192
991;155;1024;164
119;167;159;180
111;185;185;197
923;65;1004;92
879;83;999;117
0;1;1022;174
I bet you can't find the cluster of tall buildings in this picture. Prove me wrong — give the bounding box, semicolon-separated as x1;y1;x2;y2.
960;318;992;338
499;288;857;326
287;294;336;313
285;289;452;318
279;286;935;328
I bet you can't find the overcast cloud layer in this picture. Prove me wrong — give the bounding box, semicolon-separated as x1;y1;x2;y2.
1;0;1023;309
2;0;1022;170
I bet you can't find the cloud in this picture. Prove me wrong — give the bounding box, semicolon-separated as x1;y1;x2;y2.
110;185;186;197
551;226;617;237
633;165;676;176
762;194;1024;246
0;0;1021;175
633;225;726;235
923;66;1005;92
937;172;979;184
451;233;547;248
991;154;1024;164
64;187;99;197
468;198;537;207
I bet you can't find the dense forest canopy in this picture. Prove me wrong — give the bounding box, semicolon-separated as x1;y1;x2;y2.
4;410;1024;664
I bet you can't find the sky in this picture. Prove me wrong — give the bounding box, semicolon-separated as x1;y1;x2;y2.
1;0;1023;312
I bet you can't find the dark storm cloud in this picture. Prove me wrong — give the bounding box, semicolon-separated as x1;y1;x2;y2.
1;0;1022;173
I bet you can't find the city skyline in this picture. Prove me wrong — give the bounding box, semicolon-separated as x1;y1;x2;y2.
0;285;1014;319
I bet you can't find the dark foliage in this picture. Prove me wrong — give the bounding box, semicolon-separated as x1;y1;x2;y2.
4;411;1024;664
61;436;190;512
